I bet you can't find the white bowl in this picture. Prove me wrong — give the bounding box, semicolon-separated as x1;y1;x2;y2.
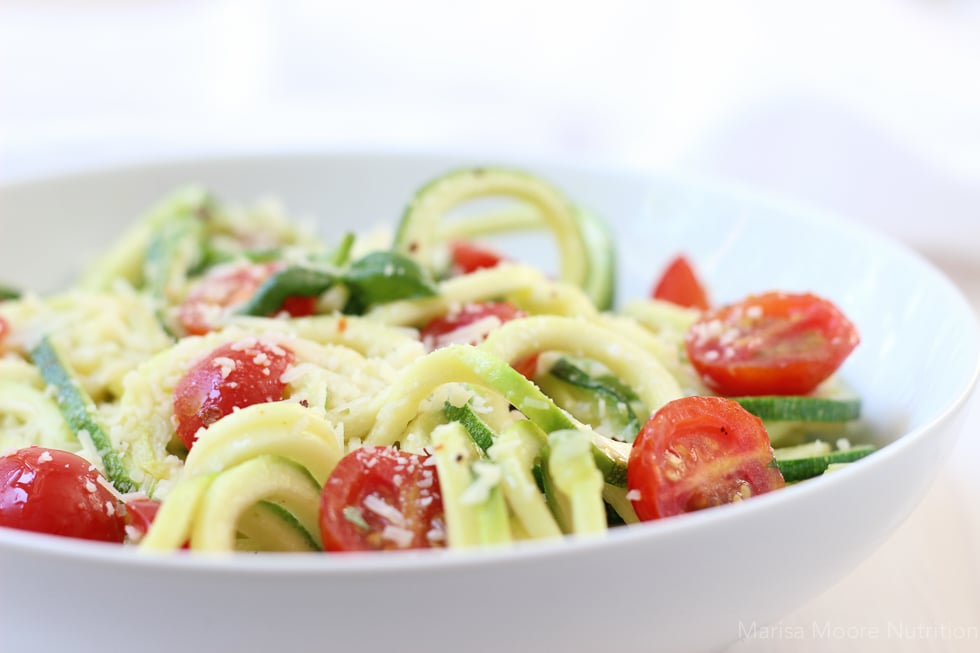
0;151;977;653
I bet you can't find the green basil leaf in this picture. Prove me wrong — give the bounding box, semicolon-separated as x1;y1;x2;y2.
237;266;337;317
0;284;21;301
344;251;437;307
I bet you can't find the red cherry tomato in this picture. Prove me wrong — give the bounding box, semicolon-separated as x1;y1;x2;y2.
684;291;860;396
0;316;9;348
123;497;162;539
279;294;318;318
0;447;127;542
178;262;317;336
420;301;526;350
651;254;710;310
628;396;785;520
319;446;445;551
420;301;538;377
123;498;190;548
450;240;505;275
173;340;294;450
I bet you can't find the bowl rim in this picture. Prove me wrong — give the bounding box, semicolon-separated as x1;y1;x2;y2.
1;147;978;574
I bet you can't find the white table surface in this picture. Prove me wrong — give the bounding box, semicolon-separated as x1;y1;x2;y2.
2;2;979;651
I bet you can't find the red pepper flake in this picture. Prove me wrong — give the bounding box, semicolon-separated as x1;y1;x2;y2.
337;317;348;334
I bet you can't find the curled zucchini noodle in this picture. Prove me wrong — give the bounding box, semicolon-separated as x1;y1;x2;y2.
395;168;588;290
366;263;598;327
0;356;76;453
0;166;720;553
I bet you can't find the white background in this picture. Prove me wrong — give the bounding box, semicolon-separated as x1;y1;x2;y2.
2;1;979;651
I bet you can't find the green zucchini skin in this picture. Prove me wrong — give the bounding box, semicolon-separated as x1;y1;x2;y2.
443;401;496;455
543;357;642;443
775;445;876;482
30;336;137;493
734;395;861;422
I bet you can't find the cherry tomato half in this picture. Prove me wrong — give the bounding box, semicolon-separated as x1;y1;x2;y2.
449;240;505;275
651;254;710;310
178;262;317;336
123;497;162;540
173;340;295;450
0;447;127;542
319;446;445;551
420;301;526;350
628;396;784;520
0;316;9;349
684;291;860;396
420;301;538;377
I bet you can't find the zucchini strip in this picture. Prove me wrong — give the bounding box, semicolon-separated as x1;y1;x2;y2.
431;422;511;547
544;357;642;443
190;455;323;551
393;167;614;309
30;336;137;493
363;344;630;487
488;421;562;540
734;395;861;422
775;444;876;482
443;400;496;455
543;429;607;536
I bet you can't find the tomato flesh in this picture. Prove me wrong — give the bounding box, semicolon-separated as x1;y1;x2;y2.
450;240;505;275
628;396;784;520
319;446;445;551
684;291;860;396
173;340;294;449
123;497;162;539
421;301;526;350
420;301;538;378
0;447;127;542
178;262;317;335
651;254;710;310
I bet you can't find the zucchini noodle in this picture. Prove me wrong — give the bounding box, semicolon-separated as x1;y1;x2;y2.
0;165;867;553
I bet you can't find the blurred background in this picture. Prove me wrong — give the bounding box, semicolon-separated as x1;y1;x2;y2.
1;1;978;651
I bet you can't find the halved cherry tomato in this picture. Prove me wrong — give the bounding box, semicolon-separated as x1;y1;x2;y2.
0;447;127;542
123;498;190;548
123;497;162;540
420;301;538;377
319;446;445;551
178;261;317;336
173;340;294;450
651;254;710;310
684;291;860;396
0;316;9;348
420;301;526;349
628;396;784;520
450;240;505;275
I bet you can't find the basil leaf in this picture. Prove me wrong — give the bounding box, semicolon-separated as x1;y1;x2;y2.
0;284;21;301
344;251;437;307
238;266;337;317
